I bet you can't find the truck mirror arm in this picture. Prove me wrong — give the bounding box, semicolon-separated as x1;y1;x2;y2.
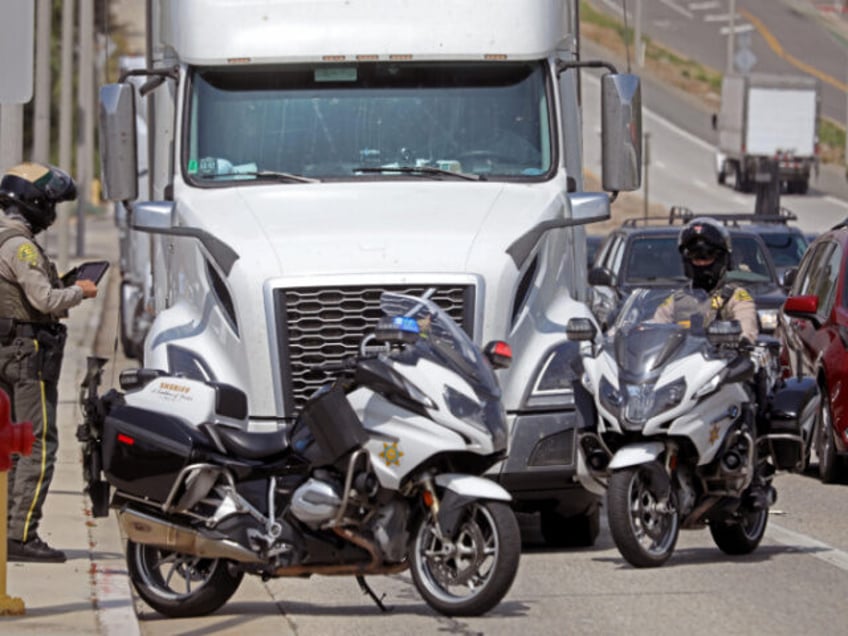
118;66;180;97
555;59;619;77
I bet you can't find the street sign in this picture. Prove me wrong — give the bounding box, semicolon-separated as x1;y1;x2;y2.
734;47;757;74
0;0;34;104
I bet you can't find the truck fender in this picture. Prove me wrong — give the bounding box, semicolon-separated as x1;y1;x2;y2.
607;441;665;470
434;474;512;537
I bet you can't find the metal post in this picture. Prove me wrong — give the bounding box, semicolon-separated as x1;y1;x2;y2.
32;0;51;163
58;0;75;272
76;0;94;257
726;0;737;73
643;132;650;219
634;0;644;67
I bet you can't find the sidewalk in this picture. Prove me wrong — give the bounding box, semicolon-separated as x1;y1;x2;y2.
3;213;139;635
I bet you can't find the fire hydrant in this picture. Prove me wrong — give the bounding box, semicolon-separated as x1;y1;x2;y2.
0;388;34;616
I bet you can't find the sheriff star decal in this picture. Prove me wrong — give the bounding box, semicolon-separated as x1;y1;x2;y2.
379;442;404;467
709;423;721;444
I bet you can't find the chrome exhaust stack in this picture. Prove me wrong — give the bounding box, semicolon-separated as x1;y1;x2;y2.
118;508;262;563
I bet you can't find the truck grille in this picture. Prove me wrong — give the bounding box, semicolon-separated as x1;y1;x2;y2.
273;284;474;413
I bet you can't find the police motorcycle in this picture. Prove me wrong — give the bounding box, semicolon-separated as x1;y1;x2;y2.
77;292;520;617
567;288;817;568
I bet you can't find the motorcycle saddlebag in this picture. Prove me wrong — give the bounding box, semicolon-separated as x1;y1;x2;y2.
765;377;818;471
293;383;368;466
101;405;211;503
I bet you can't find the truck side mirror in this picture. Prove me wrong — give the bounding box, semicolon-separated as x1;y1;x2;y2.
132;201;175;231
99;83;138;201
601;73;642;192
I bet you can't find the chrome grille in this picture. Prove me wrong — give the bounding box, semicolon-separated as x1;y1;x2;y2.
274;284;474;413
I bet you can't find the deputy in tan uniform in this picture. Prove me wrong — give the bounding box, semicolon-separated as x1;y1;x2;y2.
653;216;758;343
0;162;97;562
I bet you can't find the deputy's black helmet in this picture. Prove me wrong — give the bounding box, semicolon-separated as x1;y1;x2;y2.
678;217;732;291
0;162;77;233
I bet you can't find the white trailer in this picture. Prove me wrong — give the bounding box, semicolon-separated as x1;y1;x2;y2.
98;0;642;546
715;73;819;194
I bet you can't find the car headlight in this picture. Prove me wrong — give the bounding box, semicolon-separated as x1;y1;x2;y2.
757;308;779;332
525;343;578;409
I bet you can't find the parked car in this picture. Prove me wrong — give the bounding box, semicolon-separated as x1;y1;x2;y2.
669;206;809;285
780;220;848;483
588;217;786;333
586;234;604;269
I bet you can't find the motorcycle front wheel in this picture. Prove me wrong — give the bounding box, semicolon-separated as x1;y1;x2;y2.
126;539;244;617
608;464;679;568
410;500;520;617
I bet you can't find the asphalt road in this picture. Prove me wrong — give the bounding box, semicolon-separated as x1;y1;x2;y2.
588;0;848;127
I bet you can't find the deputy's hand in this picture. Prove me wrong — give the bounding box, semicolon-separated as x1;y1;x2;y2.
75;279;98;299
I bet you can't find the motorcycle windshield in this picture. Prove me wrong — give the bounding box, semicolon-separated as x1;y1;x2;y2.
609;287;707;381
379;292;499;394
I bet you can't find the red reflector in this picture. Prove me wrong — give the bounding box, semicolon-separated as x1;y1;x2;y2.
117;433;135;446
422;490;434;507
492;341;512;359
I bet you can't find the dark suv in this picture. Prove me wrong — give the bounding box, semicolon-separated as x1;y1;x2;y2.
670;207;809;286
589;216;786;333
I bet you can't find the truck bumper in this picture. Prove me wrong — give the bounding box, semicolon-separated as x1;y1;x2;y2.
491;410;600;517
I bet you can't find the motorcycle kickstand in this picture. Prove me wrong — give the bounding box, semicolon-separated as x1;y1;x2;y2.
356;575;392;613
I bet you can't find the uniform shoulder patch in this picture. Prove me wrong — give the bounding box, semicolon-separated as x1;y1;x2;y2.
16;242;39;266
733;288;753;302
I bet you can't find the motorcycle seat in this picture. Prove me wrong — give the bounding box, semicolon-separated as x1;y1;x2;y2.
213;425;289;459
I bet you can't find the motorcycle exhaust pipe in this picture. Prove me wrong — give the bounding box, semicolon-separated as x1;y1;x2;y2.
118;508;262;564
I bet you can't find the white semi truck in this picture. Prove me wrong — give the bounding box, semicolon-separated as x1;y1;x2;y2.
99;0;642;546
714;72;820;195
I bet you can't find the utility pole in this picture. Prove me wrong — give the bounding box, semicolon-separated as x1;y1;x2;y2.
726;0;737;73
58;0;76;271
634;0;644;67
643;132;651;219
32;0;51;163
77;0;94;257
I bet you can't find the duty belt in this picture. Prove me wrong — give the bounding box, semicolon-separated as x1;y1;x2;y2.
0;317;66;343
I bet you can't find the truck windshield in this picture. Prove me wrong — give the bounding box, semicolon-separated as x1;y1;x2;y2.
184;62;553;183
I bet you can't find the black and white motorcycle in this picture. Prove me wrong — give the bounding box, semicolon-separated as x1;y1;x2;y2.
567;288;817;568
78;292;520;617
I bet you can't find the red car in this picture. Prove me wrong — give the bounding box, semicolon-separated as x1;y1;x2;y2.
781;221;848;483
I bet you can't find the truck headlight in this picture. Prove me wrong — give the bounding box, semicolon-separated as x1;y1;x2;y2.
525;343;578;409
757;308;779;332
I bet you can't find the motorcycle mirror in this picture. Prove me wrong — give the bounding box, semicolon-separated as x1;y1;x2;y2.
566;318;597;342
706;320;742;346
484;340;512;369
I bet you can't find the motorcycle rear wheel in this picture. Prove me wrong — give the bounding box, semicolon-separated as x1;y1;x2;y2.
709;506;768;555
410;501;520;617
126;540;244;617
608;465;679;568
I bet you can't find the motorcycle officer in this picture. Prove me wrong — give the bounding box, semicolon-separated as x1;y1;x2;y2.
654;216;774;508
0;162;98;562
653;216;758;343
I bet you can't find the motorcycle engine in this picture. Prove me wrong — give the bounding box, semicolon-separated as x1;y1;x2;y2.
290;474;342;527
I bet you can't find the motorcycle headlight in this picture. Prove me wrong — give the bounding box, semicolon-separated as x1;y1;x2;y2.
525;343;578;409
622;377;686;427
598;375;622;419
443;385;507;446
757;308;779;332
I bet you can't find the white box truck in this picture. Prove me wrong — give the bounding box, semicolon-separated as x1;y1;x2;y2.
99;0;642;546
714;73;819;194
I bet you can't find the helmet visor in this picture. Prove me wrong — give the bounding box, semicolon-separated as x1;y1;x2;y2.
682;240;722;261
35;167;76;202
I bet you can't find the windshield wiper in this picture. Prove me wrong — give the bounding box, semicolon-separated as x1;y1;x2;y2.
198;170;320;184
354;165;483;181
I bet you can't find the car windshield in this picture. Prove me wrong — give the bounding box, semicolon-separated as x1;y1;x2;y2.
728;235;774;283
759;231;809;269
185;62;552;183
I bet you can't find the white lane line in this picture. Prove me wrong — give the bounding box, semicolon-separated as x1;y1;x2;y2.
689;1;720;10
768;522;848;573
719;23;755;35
660;0;694;19
824;195;848;211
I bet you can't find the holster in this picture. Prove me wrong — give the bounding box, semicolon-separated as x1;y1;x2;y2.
35;325;67;384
